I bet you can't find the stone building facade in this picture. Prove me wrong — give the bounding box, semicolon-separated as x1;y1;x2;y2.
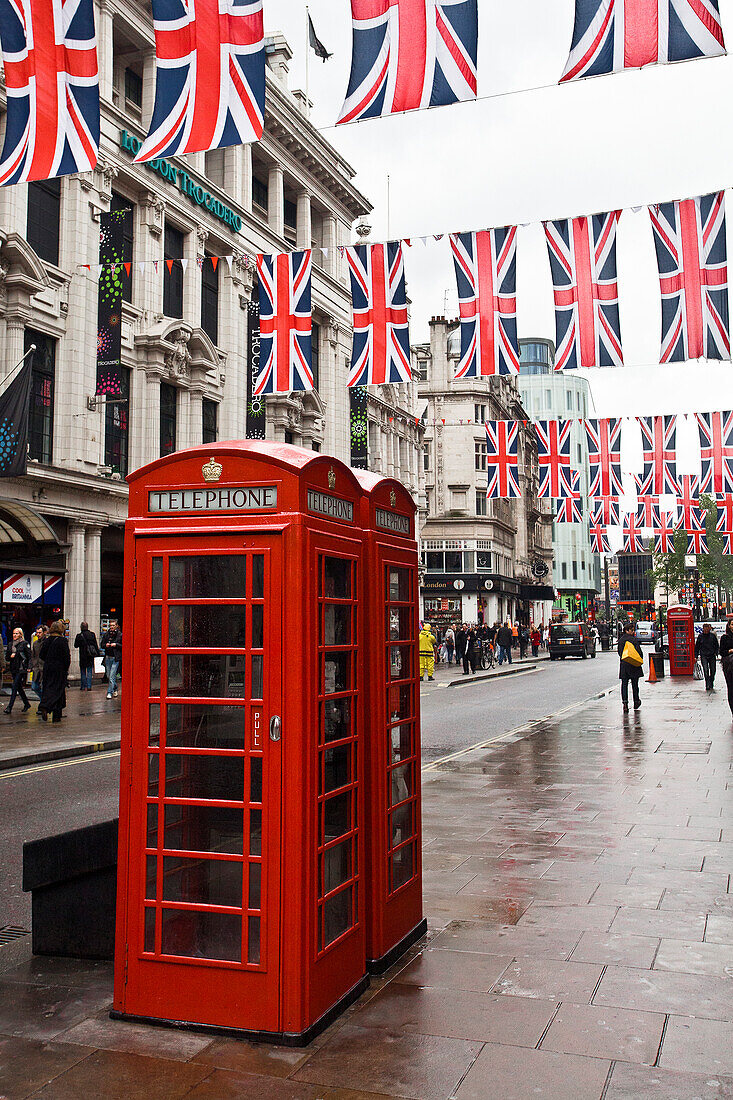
0;25;421;638
414;318;555;630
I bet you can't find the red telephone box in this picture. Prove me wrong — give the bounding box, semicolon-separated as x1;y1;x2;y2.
113;442;375;1043
667;605;695;676
354;472;426;972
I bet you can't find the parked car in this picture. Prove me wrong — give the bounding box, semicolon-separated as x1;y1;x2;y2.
635;621;656;644
549;622;596;660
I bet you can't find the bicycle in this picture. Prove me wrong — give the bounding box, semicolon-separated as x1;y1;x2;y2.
480;640;496;670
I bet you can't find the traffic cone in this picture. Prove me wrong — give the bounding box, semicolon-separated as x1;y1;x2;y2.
648;654;658;684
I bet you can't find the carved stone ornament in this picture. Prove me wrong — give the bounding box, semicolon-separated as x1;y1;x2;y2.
165;328;192;377
143;192;165;238
196;225;210;248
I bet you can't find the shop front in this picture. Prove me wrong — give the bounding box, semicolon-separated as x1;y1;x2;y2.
420;574;521;627
1;571;65;641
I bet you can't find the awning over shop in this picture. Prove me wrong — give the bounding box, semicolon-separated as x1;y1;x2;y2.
520;583;556;601
0;501;60;546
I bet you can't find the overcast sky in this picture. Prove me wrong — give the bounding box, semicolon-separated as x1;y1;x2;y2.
265;0;733;434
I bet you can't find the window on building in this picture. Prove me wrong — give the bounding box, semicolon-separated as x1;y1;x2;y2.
445;551;462;572
561;562;567;580
566;391;573;411
312;441;321;452
416;358;429;381
205;148;225;188
105;367;130;476
425;489;432;514
201;254;219;345
283;197;297;243
202;398;218;444
110;192;134;303
311;321;320;391
474;403;487;424
520;341;550;366
26;330;55;464
577;391;581;410
160;383;177;456
124;66;143;111
163;223;184;318
475;440;487;471
572;561;578;580
577;443;582;464
423;443;431;471
285;431;294;445
252;173;268;212
476;491;488;516
27;179;61;266
545;388;552;404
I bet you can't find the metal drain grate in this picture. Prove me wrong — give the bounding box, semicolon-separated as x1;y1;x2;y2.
0;926;30;945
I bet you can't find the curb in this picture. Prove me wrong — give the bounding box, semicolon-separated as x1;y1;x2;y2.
0;739;121;774
447;663;538;688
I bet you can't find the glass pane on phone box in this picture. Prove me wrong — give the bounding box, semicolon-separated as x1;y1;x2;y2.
390;762;412;807
390;720;413;763
389;646;411;680
324;791;351;840
161;909;241;962
389;567;410;602
167;654;245;698
166;704;244;750
247;916;261;964
388;606;411;641
150;605;162;648
324;888;352;947
391;802;413;847
248;861;261;909
163;855;242;908
324;557;351;599
147;753;160;797
150;655;161;697
324;604;351;646
144;908;156;953
145;855;157;899
324;698;350;742
149;704;160;746
391;844;414;891
151;558;163;600
324;744;350;792
249;808;262;855
251;604;263;649
252;555;264;599
169;556;245;599
147;803;158;847
250;757;263;803
164;755;245;802
388;683;413;722
169;605;246;648
164;804;243;855
325;653;350;694
251;655;263;699
324;840;351;893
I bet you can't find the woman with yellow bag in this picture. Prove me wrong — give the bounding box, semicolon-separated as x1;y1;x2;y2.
617;624;644;712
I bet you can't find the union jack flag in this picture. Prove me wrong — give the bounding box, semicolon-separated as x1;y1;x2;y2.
0;0;99;184
346;242;411;386
676;474;703;531
545;213;623;369
555;470;583;522
254;250;312;395
560;0;725;82
591;497;620;527
636;415;680;496
450;229;519;378
136;0;264;163
585;418;624;498
696;410;733;494
589;518;611;553
687;529;708;554
719;532;733;554
485;420;521;499
623;509;646;553
635;493;661;528
649;192;730;362
716;492;733;533
653;508;678;553
339;0;478;124
534;419;574;498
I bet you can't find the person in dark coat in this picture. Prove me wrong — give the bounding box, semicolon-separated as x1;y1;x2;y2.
74;621;99;691
695;623;720;691
462;627;478;676
618;626;643;712
4;628;30;714
720;619;733;718
496;622;513;665
455;625;467;665
38;621;71;722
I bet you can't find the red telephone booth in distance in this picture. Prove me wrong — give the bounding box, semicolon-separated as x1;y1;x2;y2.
354;471;426;973
113;442;370;1044
667;604;695;676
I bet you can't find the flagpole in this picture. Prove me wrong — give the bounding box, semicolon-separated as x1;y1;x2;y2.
0;344;35;397
305;6;310;119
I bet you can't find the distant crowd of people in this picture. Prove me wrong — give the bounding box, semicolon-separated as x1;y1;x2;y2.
419;620;548;680
0;618;123;721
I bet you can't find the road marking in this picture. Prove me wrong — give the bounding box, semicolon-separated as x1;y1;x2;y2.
0;750;121;780
422;683;618;772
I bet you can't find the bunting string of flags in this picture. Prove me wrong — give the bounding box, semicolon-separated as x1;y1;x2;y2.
0;0;727;184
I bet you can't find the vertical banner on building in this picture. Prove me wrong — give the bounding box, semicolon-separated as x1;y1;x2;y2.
96;208;130;396
349;386;368;468
246;299;266;439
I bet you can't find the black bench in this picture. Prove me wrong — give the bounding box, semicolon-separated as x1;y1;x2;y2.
23;819;118;959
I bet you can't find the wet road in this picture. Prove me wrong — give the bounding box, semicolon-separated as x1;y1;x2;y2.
420;650;619;763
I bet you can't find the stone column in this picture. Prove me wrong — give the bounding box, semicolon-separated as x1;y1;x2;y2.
296;190;312;251
144;372;162;463
189;389;204;446
323;214;337;277
241;144;253;211
4;312;28;378
66;524;87;637
84;525;103;634
142;49;156;131
97;0;114;104
178;386;191;449
268;164;284;238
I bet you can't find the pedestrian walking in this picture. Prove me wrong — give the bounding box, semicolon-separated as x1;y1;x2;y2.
519;625;530;659
455;624;467;666
74;621;100;691
30;624;47;698
462;626;478;675
38;621;71;723
496;622;513;666
695;623;719;692
618;625;644;712
720;619;733;718
4;628;30;714
445;624;456;665
530;626;541;657
100;619;123;699
419;622;437;682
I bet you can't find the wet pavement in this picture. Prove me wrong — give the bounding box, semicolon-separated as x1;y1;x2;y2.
0;684;121;770
2;675;733;1098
